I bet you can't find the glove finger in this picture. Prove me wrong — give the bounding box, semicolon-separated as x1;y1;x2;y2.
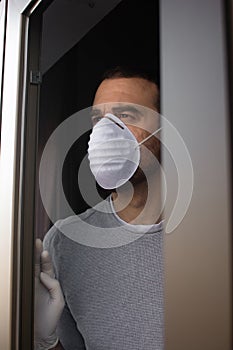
41;250;55;278
35;238;43;277
40;272;64;304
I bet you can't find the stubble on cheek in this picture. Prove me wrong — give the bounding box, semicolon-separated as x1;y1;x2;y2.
130;137;160;185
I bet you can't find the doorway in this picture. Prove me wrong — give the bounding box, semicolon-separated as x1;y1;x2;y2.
35;0;160;239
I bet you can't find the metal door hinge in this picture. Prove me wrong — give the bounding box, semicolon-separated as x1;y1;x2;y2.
30;71;42;85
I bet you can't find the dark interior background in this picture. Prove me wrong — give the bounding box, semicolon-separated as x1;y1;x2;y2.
36;0;160;237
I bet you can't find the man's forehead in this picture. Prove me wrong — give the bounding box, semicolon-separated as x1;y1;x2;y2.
92;102;137;109
93;77;159;111
92;102;125;108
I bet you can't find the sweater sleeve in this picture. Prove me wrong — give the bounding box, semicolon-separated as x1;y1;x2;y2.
43;224;86;350
57;303;86;350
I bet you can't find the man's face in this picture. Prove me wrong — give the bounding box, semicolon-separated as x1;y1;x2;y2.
91;77;161;183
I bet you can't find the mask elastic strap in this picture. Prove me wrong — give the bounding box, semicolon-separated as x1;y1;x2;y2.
136;127;162;148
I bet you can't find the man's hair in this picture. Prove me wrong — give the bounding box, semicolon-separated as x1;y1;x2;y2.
99;65;160;110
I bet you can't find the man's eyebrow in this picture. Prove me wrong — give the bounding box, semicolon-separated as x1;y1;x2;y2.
90;105;143;117
90;108;102;116
112;105;143;115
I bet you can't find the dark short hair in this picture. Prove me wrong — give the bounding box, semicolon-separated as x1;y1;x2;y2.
99;65;160;110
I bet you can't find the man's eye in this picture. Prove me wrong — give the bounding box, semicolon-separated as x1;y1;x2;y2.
118;113;133;120
92;116;102;125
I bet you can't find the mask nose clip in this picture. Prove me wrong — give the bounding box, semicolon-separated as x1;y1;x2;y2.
104;113;125;130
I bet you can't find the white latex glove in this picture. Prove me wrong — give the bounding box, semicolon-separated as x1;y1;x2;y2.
34;238;65;350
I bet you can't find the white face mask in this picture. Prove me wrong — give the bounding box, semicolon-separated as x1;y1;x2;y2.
88;113;161;189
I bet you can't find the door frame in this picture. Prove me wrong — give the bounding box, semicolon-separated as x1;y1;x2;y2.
0;1;52;349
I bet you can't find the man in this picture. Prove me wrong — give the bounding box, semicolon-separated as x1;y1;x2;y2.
35;66;164;350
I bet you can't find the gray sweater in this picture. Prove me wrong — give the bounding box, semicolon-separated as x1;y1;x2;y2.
44;197;164;350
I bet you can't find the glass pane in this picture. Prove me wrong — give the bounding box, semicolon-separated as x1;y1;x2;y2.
34;1;161;349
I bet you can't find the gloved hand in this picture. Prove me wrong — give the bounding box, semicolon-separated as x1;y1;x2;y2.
34;238;65;350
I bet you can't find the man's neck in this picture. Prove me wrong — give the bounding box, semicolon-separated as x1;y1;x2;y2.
111;173;162;225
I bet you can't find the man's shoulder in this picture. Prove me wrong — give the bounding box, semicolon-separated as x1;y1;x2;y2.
43;198;111;249
58;197;111;229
